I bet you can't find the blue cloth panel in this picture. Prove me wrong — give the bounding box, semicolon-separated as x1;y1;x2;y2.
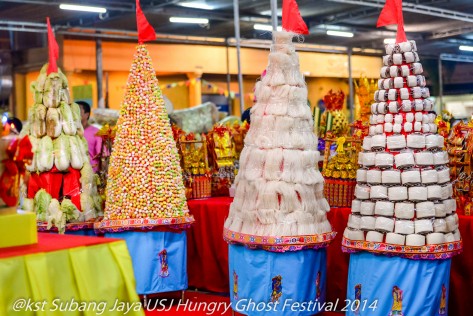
229;244;327;316
105;231;188;295
346;252;451;316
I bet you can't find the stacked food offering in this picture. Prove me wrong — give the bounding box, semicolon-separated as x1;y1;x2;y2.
21;64;102;233
342;2;463;314
224;2;335;312
94;44;194;232
223;31;333;245
343;38;462;256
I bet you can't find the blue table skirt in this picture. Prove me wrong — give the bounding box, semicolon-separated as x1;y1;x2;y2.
346;252;451;316
229;244;327;316
65;229;97;236
105;231;188;295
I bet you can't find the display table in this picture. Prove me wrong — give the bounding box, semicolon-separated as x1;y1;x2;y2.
0;233;144;316
186;198;472;316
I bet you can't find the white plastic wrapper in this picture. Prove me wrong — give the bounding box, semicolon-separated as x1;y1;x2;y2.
382;170;401;184
362;152;376;167
437;168;450;184
360;201;376;215
407;134;425;149
433;218;448;233
421;169;438;184
388;186;408;201
375;200;395;216
367;169;382;184
352;199;362;213
433;151;449;165
425;134;439;149
415;152;433;166
360;216;376;231
395;202;415;219
355;185;370;200
356;169;368;183
415;219;434;234
441;183;453;200
395;220;415;235
427;185;442;200
406;234;425;246
443;199;456;215
362;137;372;151
426;232;445;244
388;101;399;113
348;214;362;230
387;135;406;150
401;169;421;185
395;152;415;168
408;186;428;201
416;201;435;218
375;152;394;168
376;217;395;232
366;231;384;242
434;203;447;217
386;232;405;245
371;185;388;200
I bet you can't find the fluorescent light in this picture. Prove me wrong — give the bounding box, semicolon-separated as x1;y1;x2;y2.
254;24;282;31
384;38;396;44
169;17;209;24
459;45;473;52
179;2;214;10
59;4;106;13
326;30;354;38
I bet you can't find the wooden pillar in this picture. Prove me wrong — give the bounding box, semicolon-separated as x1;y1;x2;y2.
186;72;202;107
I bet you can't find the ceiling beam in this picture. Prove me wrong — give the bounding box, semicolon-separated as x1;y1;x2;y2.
323;0;473;23
428;26;473;40
316;7;379;25
440;53;473;63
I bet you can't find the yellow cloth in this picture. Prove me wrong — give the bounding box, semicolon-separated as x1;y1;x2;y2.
0;212;37;248
0;241;144;316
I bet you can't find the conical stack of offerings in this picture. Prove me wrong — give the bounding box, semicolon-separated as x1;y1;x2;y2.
22;64;102;233
224;30;334;248
95;44;194;232
342;39;463;258
224;1;335;310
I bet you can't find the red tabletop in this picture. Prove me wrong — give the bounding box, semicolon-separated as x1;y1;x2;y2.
0;233;119;259
186;197;473;316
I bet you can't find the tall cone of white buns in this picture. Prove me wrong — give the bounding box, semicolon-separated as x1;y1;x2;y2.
224;31;332;241
343;40;462;254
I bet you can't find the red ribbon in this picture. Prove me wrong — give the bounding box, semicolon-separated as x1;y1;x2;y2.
377;0;407;43
282;0;309;35
136;0;156;44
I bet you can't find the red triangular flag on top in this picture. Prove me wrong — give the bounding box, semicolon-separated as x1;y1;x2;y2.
46;17;59;75
377;0;407;43
136;0;156;44
282;0;309;35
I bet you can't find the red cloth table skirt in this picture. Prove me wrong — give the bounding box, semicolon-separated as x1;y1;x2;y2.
187;197;232;293
186;198;472;315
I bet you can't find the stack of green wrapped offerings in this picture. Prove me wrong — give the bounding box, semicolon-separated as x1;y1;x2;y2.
21;64;102;233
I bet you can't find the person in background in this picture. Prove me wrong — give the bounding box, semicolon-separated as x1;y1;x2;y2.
76;101;102;172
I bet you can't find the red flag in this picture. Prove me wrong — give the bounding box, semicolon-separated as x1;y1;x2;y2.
282;0;309;35
377;0;407;43
46;17;59;74
136;0;156;44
